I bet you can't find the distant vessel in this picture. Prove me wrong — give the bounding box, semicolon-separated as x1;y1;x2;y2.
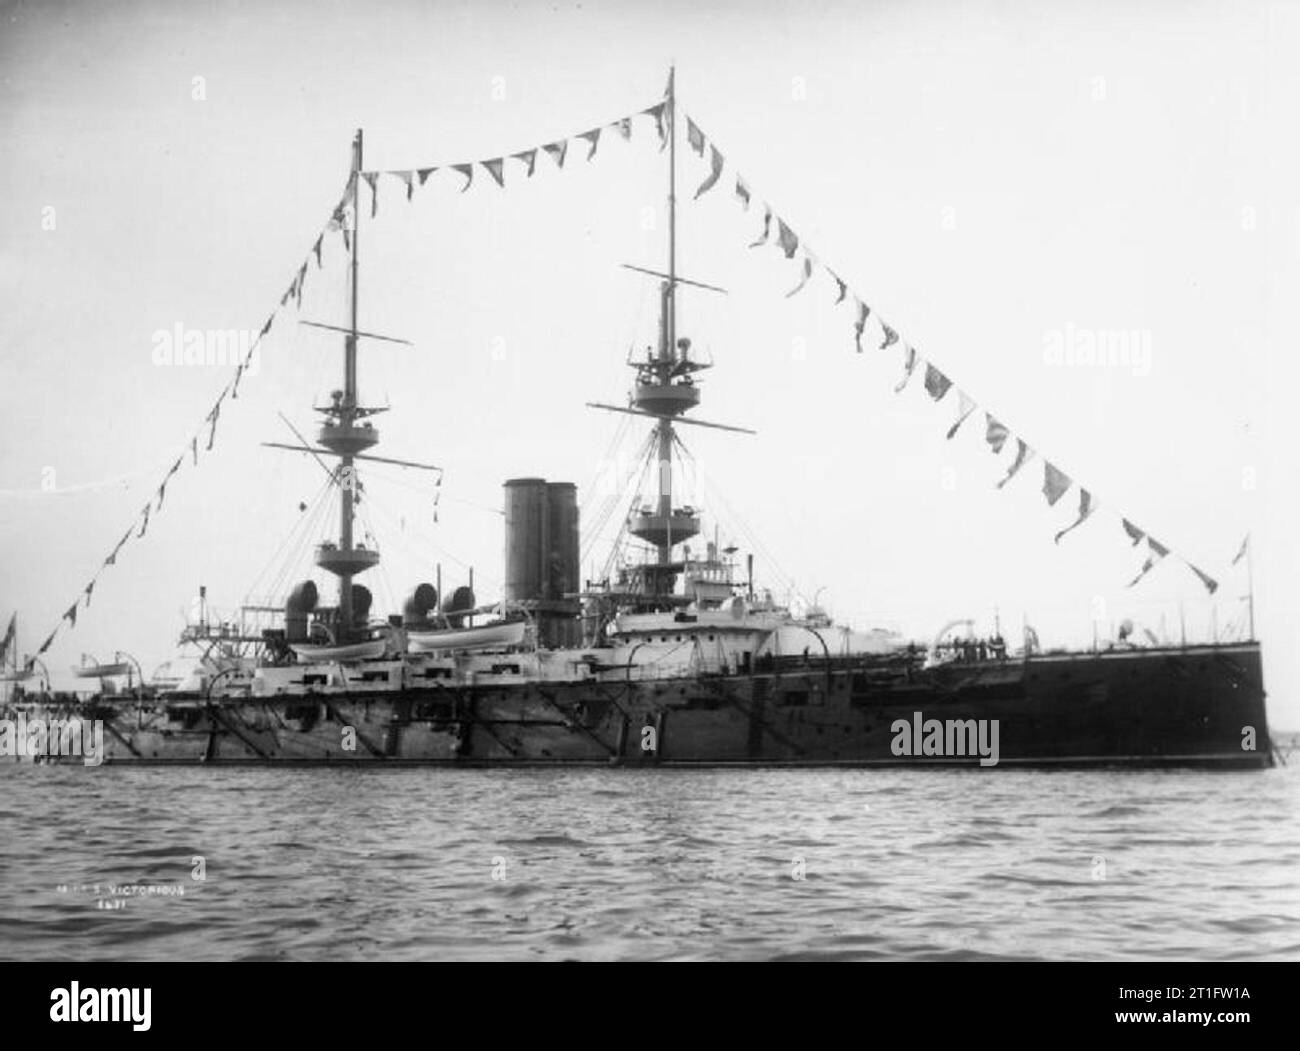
1;72;1271;767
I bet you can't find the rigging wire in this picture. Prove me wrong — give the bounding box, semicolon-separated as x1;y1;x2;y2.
0;452;195;500
580;427;656;559
362;487;502;594
243;473;335;606
583;428;656;565
360;463;499;518
578;411;633;516
354;499;399;620
673;434;807;605
599;432;659;582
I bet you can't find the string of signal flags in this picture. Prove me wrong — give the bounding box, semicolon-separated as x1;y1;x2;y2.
675;107;1240;601
19;97;667;668
23;86;1249;669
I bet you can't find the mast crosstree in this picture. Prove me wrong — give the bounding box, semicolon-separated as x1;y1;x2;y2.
265;128;437;641
588;67;753;602
310;129;380;635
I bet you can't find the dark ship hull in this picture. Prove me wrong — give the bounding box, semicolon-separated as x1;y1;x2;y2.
4;642;1269;768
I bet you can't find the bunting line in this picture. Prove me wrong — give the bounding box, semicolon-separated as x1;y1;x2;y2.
1042;462;1071;506
1231;534;1249;565
946;391;976;439
21;95;1239;668
831;271;847;305
785;256;813;298
923;364;952;402
358;101;664;196
695;145;724;199
998;440;1034;489
1054;489;1095;544
17;170;356;669
893;345;918;393
678;109;1230;596
853;300;870;353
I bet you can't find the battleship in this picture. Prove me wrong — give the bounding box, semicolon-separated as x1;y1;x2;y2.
0;74;1272;768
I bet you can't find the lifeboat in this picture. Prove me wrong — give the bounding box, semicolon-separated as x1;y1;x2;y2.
288;639;387;662
406;620;526;653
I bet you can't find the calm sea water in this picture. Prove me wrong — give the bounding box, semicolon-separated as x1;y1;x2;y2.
0;762;1297;961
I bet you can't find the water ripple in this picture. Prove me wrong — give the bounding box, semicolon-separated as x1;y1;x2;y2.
0;764;1296;960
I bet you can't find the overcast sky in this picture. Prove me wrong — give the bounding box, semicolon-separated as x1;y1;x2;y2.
2;0;1299;727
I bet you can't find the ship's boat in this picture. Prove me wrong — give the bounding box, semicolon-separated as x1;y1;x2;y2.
0;69;1273;768
407;620;527;653
72;662;134;678
288;640;387;662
